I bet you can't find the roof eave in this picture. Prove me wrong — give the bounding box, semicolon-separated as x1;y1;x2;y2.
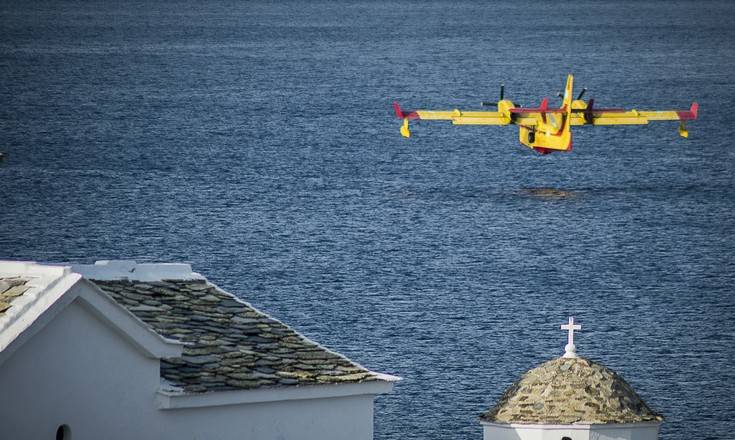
156;379;397;410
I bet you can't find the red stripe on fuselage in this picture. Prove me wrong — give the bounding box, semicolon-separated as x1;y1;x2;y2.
510;108;566;114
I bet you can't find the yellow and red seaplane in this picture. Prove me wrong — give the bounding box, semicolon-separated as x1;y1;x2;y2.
393;74;698;154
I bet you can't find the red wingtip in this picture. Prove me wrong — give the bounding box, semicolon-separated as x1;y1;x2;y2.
392;102;420;120
393;101;404;119
677;102;699;121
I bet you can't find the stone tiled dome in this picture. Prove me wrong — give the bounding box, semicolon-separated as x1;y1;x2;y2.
481;357;663;425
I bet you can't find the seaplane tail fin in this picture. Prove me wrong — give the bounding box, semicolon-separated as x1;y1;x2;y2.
559;74;574;151
562;74;574;111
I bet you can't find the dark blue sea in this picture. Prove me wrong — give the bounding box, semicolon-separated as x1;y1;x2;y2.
2;1;734;439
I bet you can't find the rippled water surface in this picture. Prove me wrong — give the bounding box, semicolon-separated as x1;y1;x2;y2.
2;1;734;439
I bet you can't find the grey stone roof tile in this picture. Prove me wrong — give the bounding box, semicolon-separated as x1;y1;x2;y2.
0;277;30;316
91;279;381;393
481;357;663;425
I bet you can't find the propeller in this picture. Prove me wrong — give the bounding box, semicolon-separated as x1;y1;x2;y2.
583;98;595;124
481;83;505;107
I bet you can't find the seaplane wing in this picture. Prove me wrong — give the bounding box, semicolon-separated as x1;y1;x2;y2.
568;101;698;138
568;104;699;125
392;103;510;134
393;74;698;153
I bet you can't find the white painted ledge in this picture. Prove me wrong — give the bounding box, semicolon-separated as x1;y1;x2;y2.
156;380;397;409
70;260;204;281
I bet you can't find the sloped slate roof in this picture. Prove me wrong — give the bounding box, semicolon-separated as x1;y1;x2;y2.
91;279;380;393
0;278;30;316
481;357;663;425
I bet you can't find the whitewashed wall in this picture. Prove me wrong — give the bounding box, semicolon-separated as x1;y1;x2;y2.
482;422;660;440
0;283;379;440
159;395;375;440
0;291;161;440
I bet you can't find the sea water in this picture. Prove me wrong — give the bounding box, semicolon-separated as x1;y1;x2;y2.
1;1;734;439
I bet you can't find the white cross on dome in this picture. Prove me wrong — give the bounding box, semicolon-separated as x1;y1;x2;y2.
561;316;581;358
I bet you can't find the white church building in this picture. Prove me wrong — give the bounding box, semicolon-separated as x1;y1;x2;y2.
0;258;667;440
0;260;398;440
480;318;663;440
